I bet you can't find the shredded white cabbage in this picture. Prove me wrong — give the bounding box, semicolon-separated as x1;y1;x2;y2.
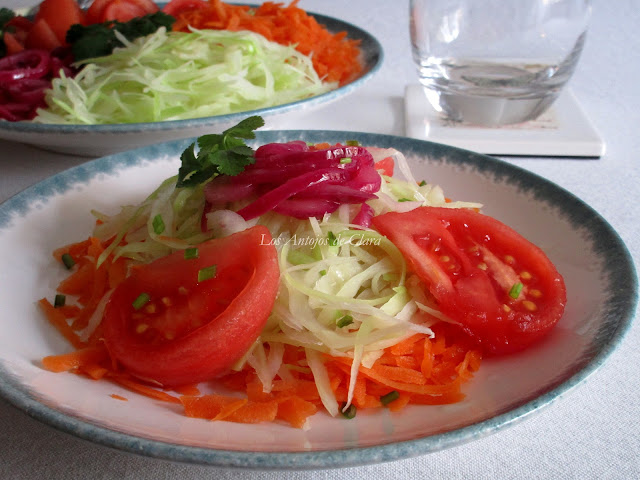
34;28;336;125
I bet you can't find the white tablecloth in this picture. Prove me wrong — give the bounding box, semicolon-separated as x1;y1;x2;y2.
1;1;639;478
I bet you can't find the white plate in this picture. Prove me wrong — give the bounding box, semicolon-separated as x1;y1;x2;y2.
0;13;382;157
0;131;636;469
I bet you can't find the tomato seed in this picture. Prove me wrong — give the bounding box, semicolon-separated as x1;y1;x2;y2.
504;255;515;265
178;287;188;295
161;297;172;306
529;289;542;298
136;324;149;334
522;300;537;311
520;271;532;280
477;262;487;270
144;303;157;314
502;304;511;312
440;255;450;262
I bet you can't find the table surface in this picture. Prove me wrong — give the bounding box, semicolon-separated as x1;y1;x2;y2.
1;1;639;478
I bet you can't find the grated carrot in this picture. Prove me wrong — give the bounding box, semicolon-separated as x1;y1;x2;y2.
41;235;481;428
169;0;363;85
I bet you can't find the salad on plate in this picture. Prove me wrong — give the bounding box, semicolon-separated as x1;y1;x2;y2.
0;0;364;123
39;116;567;428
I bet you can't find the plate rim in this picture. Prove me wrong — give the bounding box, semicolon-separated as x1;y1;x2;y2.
0;130;637;469
0;10;383;135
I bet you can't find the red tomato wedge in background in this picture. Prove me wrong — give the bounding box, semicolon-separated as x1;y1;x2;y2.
102;226;280;387
162;0;209;17
372;207;567;354
89;0;159;24
34;0;86;44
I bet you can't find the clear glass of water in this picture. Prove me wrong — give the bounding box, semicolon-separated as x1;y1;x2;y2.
409;0;591;126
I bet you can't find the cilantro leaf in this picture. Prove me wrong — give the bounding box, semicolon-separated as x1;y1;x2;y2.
177;116;265;188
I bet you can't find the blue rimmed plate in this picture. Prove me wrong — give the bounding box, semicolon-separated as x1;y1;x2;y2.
0;12;382;157
0;131;636;469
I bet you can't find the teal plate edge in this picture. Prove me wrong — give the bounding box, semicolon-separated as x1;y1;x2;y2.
0;131;637;470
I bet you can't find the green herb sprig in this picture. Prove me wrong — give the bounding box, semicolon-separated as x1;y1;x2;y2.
177;116;265;188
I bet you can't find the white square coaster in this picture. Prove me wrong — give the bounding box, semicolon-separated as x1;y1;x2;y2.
404;84;605;157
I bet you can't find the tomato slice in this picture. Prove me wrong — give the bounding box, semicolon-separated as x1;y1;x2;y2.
162;0;209;17
372;207;567;354
373;156;394;177
102;226;280;387
100;0;159;23
34;0;86;44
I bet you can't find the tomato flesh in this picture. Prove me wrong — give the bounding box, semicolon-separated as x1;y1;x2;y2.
102;225;279;387
372;207;567;354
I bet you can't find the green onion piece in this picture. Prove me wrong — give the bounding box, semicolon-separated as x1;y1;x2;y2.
198;265;217;282
339;157;352;164
132;292;151;310
184;247;199;260
152;214;165;234
61;253;75;269
287;250;316;265
398;198;412;202
382;272;397;282
341;403;357;419
380;390;400;406
509;282;524;299
327;231;338;247
319;269;327;276
54;294;66;308
336;314;354;328
419;180;427;186
346;140;360;146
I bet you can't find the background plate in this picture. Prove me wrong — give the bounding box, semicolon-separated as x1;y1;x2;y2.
0;131;636;469
0;12;382;157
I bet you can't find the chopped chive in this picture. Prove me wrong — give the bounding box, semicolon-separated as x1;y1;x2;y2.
54;294;66;308
380;390;400;406
287;249;316;265
509;282;524;299
198;265;217;282
339;157;352;164
152;214;165;235
327;231;338;247
319;269;327;276
341;403;357;419
336;314;354;328
132;293;151;310
398;198;412;202
61;253;75;269
184;247;199;260
419;180;427;186
346;140;360;146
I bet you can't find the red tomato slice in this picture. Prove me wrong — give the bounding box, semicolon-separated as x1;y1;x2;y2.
102;226;280;387
372;207;567;354
373;156;394;177
3;32;25;56
25;19;62;51
85;0;115;24
35;0;85;44
100;0;159;23
162;0;209;17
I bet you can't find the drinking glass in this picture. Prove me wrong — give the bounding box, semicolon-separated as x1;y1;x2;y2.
409;0;591;126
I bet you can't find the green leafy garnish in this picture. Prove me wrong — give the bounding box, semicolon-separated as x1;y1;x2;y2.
66;12;175;62
177;116;265;188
